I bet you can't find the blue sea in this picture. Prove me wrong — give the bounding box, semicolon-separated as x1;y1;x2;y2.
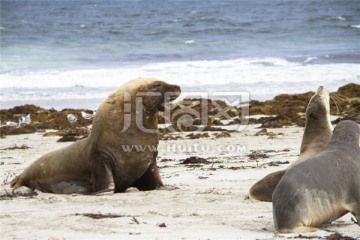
1;0;360;110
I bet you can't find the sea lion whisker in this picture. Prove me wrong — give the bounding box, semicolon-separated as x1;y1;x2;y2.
329;92;343;104
329;93;342;114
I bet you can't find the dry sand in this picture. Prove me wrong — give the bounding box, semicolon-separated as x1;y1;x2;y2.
0;126;359;240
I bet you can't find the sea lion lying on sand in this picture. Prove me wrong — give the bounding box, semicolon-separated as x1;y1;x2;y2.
273;120;360;233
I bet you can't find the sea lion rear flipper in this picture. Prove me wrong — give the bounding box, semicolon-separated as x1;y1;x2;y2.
351;209;360;225
10;176;28;192
91;154;115;193
10;176;20;189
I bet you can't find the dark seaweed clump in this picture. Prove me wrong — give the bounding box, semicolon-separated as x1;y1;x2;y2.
1;83;359;138
0;105;93;139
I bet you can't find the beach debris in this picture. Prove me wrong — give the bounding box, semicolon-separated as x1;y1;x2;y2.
160;158;174;162
131;217;140;224
76;213;133;219
55;128;90;142
181;156;210;164
227;166;246;170
67;114;78;123
247;150;270;160
157;223;167;228
213;132;231;138
0;125;37;135
159;133;184;140
186;132;210;139
255;128;268;136
81;111;93;120
268;161;290;166
0;144;31;150
293;233;357;240
198;176;208;179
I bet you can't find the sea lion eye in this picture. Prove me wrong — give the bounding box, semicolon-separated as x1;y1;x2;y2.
309;113;317;120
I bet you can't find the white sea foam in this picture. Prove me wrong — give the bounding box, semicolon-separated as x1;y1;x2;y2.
326;16;346;21
1;57;359;108
303;57;318;63
350;24;360;29
185;40;195;44
335;16;346;21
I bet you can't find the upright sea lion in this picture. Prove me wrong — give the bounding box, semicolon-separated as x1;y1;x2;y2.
11;78;181;194
273;120;360;233
248;86;333;202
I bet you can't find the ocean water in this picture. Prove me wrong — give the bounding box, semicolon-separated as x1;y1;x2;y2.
1;0;360;110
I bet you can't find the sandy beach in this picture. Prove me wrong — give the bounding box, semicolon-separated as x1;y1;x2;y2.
2;0;360;239
1;126;359;240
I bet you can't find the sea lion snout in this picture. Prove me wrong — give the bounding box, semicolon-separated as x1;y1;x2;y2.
151;81;181;112
316;86;327;95
315;86;330;106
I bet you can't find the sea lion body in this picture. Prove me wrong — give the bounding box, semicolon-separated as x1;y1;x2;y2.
11;78;181;194
249;86;333;202
12;140;93;194
272;120;360;233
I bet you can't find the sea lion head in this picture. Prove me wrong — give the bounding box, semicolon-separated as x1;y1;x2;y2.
332;120;360;146
93;78;181;135
136;78;181;113
306;86;330;122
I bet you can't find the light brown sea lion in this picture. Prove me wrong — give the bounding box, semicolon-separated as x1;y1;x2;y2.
273;120;360;233
248;86;333;202
10;78;181;194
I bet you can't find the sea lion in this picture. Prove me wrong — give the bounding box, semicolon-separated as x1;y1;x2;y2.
249;86;333;202
10;78;181;194
272;120;360;233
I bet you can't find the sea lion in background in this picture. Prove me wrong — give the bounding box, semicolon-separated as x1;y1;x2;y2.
273;120;360;233
11;78;181;194
248;86;333;202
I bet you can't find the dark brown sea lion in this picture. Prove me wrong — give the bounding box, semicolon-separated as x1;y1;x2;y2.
273;120;360;233
249;86;333;202
11;78;181;194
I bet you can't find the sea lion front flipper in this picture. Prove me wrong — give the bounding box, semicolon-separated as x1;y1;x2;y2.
132;152;163;191
2;186;37;199
91;154;115;193
351;209;360;225
249;169;286;202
